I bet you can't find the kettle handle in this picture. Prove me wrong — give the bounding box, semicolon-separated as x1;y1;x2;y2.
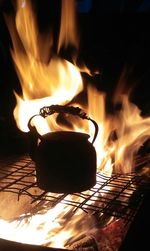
28;105;99;144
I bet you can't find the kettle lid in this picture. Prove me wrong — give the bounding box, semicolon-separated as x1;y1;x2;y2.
42;131;90;142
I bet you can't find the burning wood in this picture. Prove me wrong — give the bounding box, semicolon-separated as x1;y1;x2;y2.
65;235;99;251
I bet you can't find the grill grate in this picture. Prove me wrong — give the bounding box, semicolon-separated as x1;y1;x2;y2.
0;155;149;225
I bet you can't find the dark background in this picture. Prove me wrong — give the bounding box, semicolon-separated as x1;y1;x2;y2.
0;0;150;154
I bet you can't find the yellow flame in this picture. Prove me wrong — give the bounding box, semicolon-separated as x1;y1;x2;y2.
57;0;79;52
5;0;83;133
13;57;83;132
113;95;150;173
0;202;75;247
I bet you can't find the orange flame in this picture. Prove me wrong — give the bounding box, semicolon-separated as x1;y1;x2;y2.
58;0;79;52
5;0;83;133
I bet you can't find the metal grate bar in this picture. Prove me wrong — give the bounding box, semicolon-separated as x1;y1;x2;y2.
0;155;149;224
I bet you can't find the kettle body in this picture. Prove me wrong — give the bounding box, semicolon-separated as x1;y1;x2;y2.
28;105;98;193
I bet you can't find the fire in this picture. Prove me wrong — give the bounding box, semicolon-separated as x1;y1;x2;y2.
0;0;150;249
5;0;83;133
0;201;78;248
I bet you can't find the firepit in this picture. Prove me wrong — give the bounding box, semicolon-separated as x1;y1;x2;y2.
0;155;149;250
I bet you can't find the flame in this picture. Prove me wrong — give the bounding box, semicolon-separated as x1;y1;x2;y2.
112;95;150;173
57;0;79;52
5;0;83;133
0;202;75;247
1;0;150;249
88;85;150;173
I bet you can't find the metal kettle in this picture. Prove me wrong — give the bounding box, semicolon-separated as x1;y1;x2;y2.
28;105;98;193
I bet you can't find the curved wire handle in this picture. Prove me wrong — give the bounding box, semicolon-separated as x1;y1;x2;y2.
29;105;99;144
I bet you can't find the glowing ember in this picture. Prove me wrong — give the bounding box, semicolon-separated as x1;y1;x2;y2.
0;0;150;250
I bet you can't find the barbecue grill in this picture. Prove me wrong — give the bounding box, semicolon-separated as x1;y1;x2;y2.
0;155;149;250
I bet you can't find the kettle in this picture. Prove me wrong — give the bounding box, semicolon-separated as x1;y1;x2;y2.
28;105;98;193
